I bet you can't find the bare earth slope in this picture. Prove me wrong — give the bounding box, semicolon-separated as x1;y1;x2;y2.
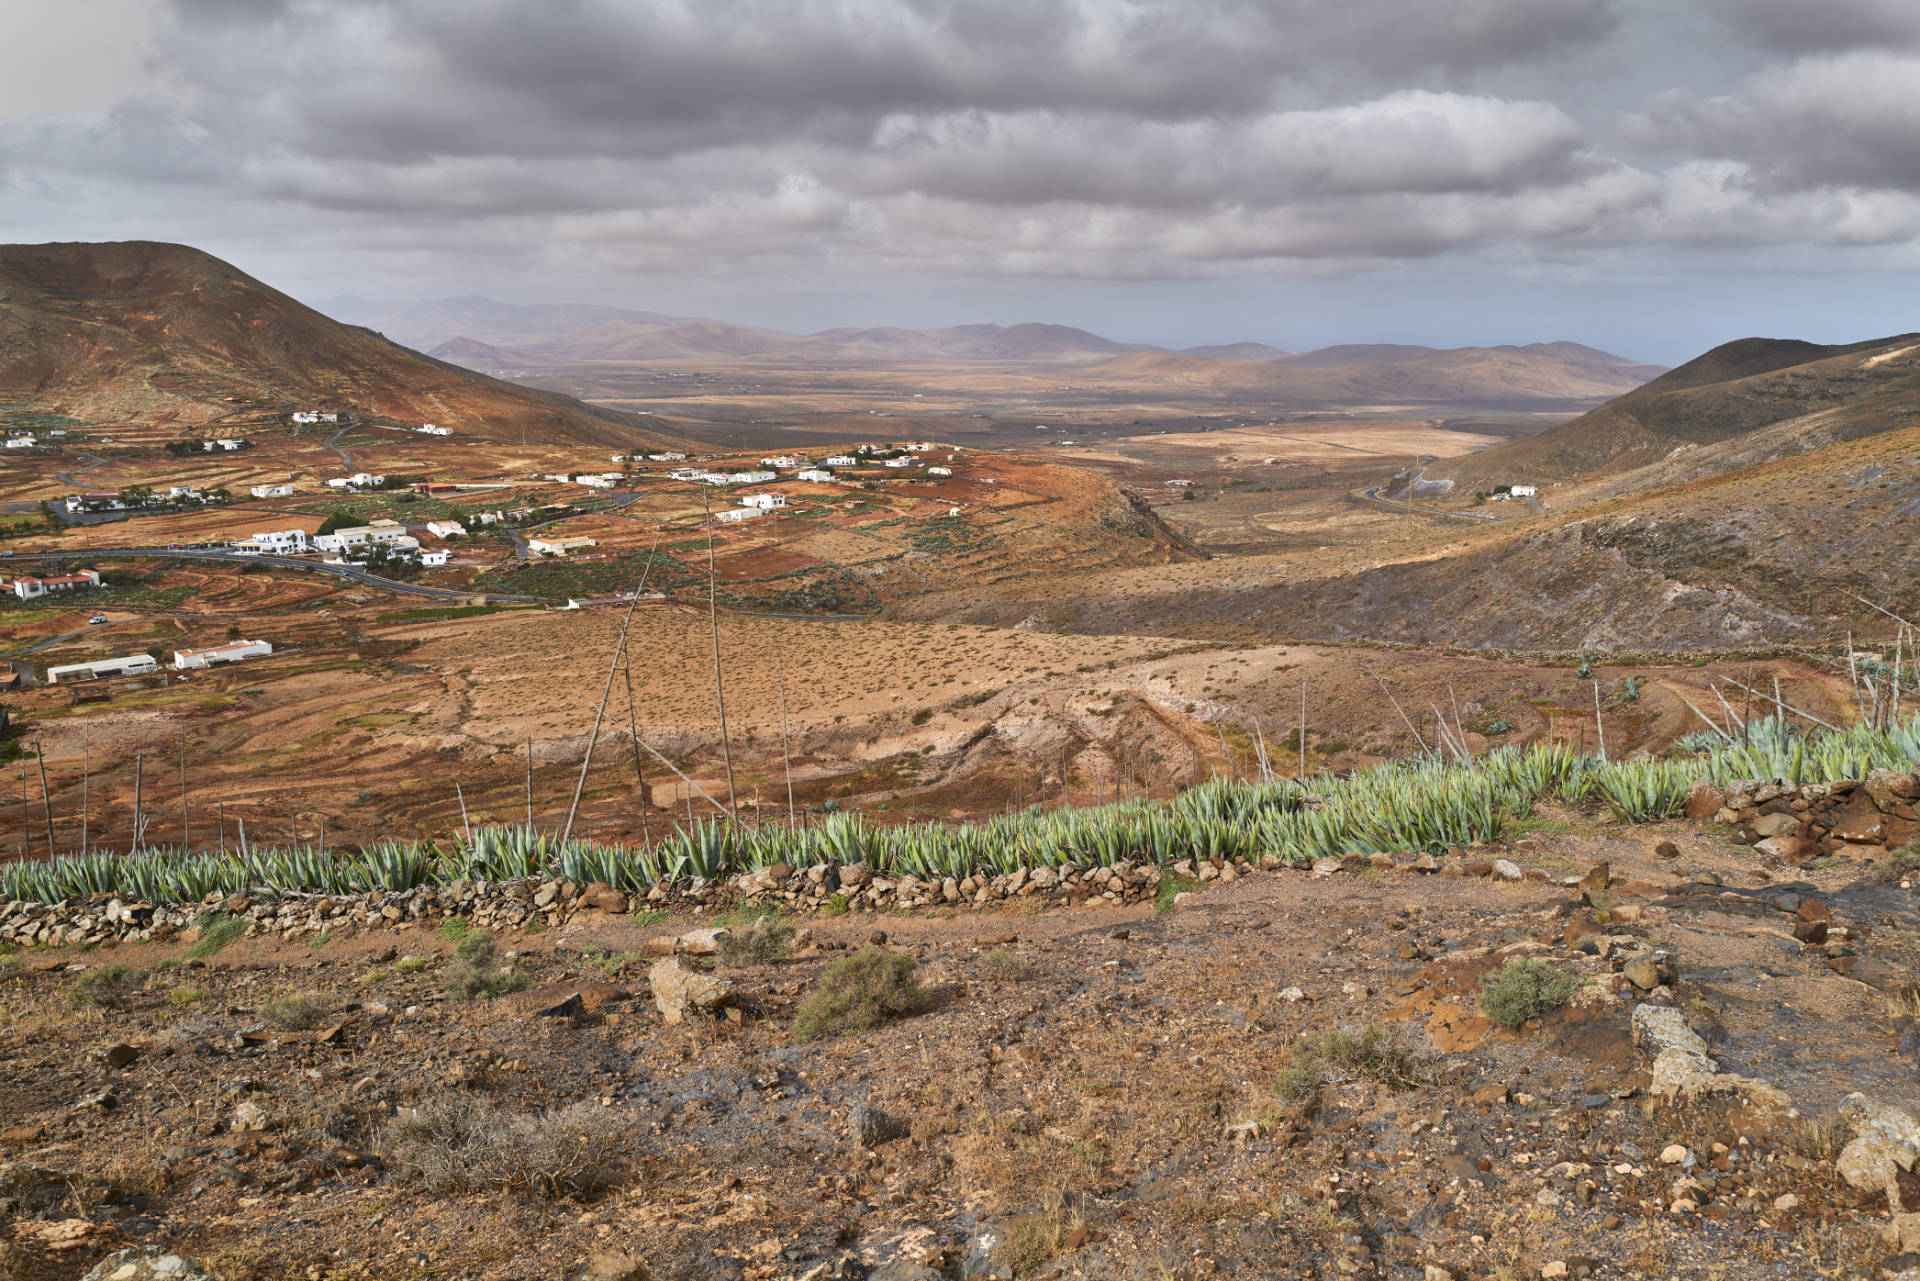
1432;333;1920;494
0;241;682;451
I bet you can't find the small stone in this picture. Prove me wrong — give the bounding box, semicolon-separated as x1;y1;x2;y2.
850;1104;909;1148
229;1100;269;1132
1659;1144;1690;1165
1542;1264;1568;1280
101;1043;140;1069
1423;1267;1454;1281
82;1251;218;1281
572;1249;649;1281
1623;954;1664;992
1492;859;1524;882
1654;840;1680;859
1771;1192;1799;1213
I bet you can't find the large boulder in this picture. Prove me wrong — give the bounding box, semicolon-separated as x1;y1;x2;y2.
648;957;736;1025
1838;1094;1920;1210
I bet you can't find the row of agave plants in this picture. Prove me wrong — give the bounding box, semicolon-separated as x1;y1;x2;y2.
4;716;1916;908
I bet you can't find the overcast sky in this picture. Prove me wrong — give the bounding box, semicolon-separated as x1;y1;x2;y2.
4;0;1919;362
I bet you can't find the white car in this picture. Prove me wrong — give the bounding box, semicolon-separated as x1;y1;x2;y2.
88;614;108;625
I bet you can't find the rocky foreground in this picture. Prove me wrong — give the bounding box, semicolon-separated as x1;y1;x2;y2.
5;817;1920;1281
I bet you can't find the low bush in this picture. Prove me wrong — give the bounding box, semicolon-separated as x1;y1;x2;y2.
793;946;930;1042
1478;958;1582;1030
1287;1023;1439;1091
384;1095;628;1200
187;914;247;958
260;990;334;1031
67;964;145;1010
445;935;530;1000
979;946;1029;981
1872;843;1920;885
1154;874;1198;915
720;914;793;967
169;984;207;1006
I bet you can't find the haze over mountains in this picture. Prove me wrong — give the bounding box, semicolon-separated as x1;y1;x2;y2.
0;242;679;450
321;292;1665;407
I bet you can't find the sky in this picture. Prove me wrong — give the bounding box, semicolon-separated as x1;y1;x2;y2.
3;0;1919;363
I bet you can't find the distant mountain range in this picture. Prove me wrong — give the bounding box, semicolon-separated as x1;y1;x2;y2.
318;294;1663;405
0;243;681;450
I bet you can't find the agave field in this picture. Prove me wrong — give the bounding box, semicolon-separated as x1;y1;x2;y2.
4;716;1917;908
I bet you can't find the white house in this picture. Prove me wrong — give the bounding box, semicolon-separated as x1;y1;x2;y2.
249;484;295;499
241;529;310;555
4;436;34;449
740;492;788;510
1509;485;1538;498
527;536;597;556
667;467;706;481
578;474;616;489
760;456;800;468
326;472;384;490
796;469;835;482
474;511;503;526
172;639;272;671
290;412;338;425
165;486;201;500
425;520;466;539
905;442;936;452
727;470;776;484
648;452;687;461
884;456;917;468
419;549;452;567
199;439;244;452
712;507;762;524
313;520;410;553
49;654;158;683
927;466;952;477
7;570;102;600
416;424;453;436
823;455;858;467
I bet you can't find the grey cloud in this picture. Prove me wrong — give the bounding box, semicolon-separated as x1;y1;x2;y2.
1700;0;1920;53
1641;52;1920;193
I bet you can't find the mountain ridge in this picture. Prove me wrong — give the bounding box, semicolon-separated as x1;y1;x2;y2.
0;241;682;451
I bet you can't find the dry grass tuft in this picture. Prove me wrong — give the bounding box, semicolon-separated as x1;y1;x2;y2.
384;1094;628;1201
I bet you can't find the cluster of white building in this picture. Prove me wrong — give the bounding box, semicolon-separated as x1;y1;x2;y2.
416;423;453;436
5;434;37;449
527;535;597;556
48;639;275;684
290;411;338;424
1487;484;1539;502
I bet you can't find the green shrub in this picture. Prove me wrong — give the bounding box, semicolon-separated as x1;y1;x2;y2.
979;946;1029;981
1873;843;1920;885
445;935;530;999
260;990;334;1030
169;984;208;1006
187;914;247;958
793;946;929;1041
1478;958;1581;1030
68;964;145;1010
720;915;793;967
1154;874;1198;916
821;891;850;917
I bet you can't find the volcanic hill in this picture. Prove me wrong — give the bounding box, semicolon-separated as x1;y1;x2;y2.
1431;333;1920;496
0;241;681;451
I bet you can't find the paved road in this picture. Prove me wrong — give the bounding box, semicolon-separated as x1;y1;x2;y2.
1357;485;1501;523
2;547;546;604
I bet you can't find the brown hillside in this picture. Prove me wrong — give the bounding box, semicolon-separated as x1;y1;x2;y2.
0;240;682;450
1432;333;1920;494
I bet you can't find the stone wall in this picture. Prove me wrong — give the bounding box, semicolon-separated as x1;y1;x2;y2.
1704;769;1919;864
